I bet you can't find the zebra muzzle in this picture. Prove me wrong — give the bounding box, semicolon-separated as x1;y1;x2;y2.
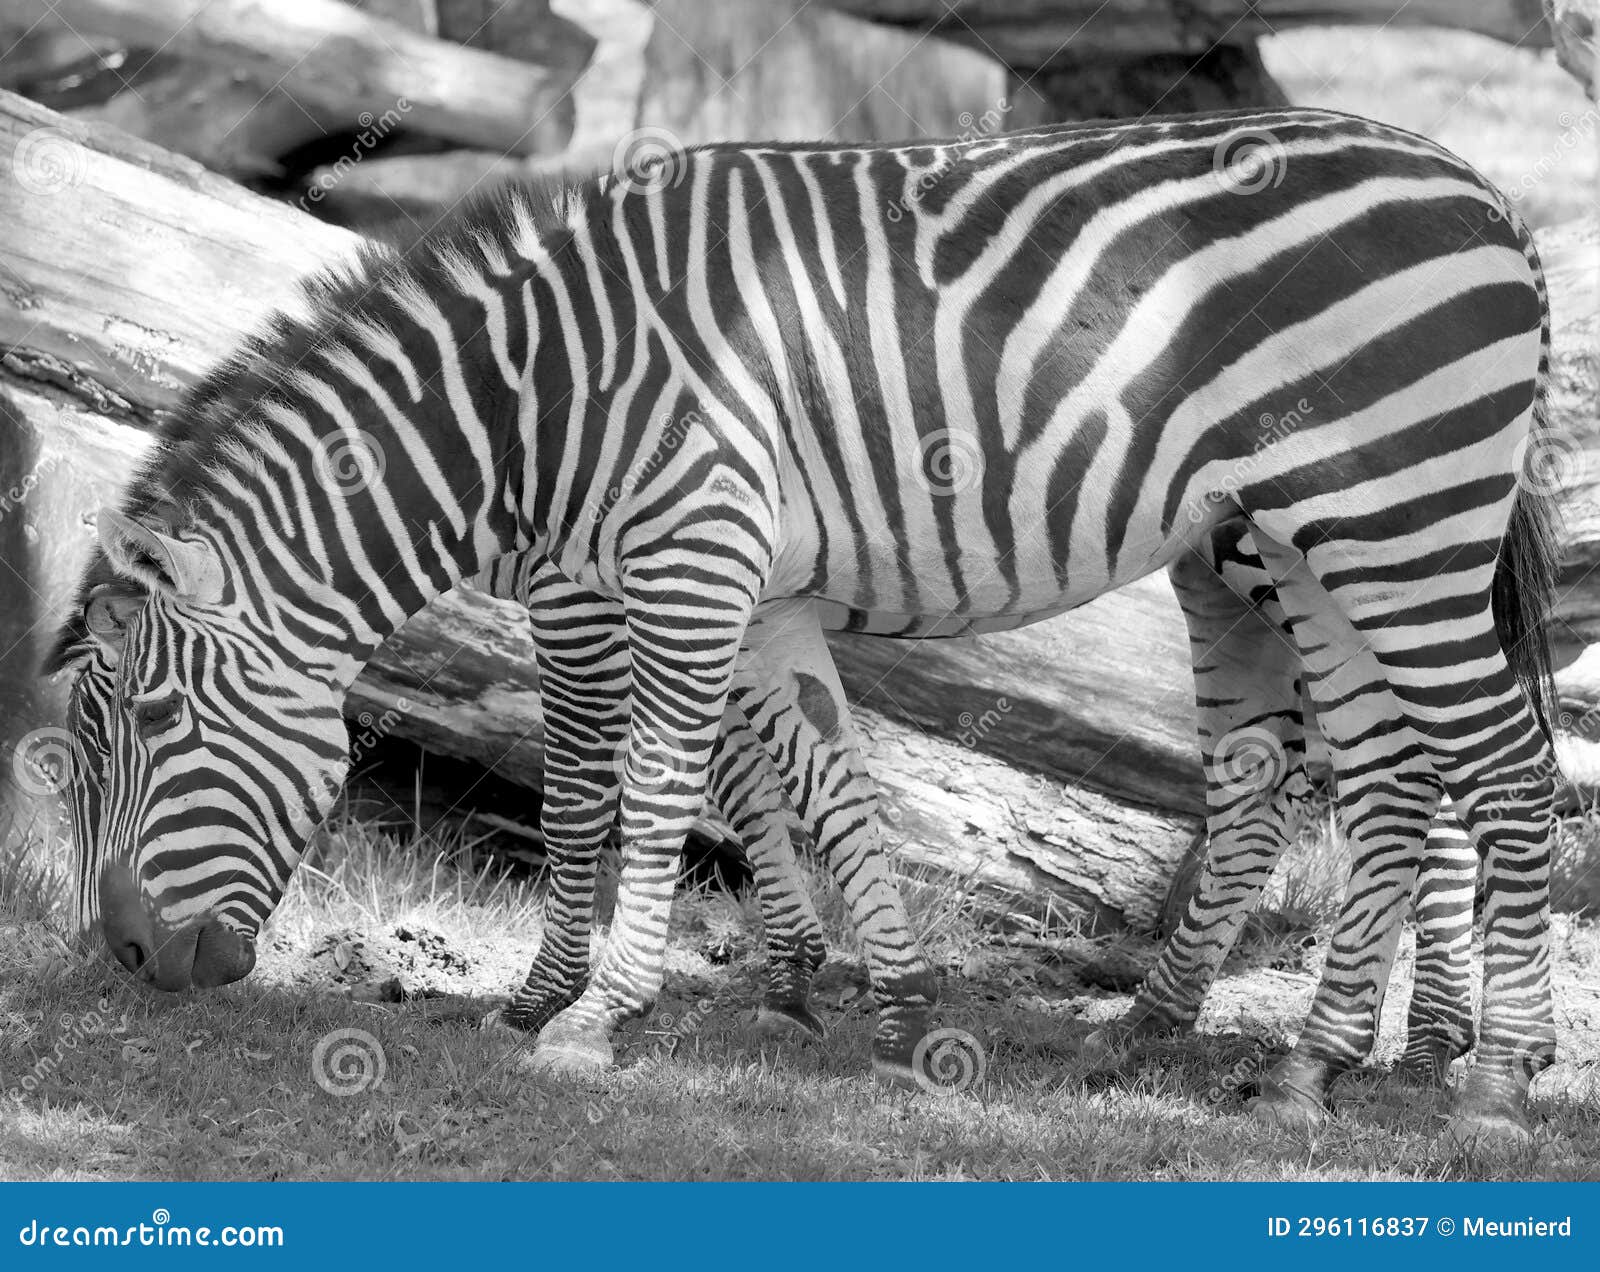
98;861;257;991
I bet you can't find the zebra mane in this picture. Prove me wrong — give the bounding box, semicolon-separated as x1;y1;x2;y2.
42;171;604;676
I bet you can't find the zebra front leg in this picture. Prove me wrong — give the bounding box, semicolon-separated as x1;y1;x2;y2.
711;703;828;1040
1400;805;1477;1085
528;596;752;1074
1093;540;1311;1053
734;599;937;1087
495;564;632;1037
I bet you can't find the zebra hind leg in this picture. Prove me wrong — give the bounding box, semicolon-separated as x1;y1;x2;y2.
1242;533;1444;1126
1399;807;1477;1085
711;702;828;1040
734;599;938;1088
1248;513;1555;1141
1089;535;1312;1055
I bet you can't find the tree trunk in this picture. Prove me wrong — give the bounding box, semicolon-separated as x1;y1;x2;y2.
7;0;578;156
818;1;1563;68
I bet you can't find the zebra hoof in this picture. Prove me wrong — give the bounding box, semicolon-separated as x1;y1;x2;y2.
479;1008;529;1037
871;1054;922;1092
522;1035;615;1079
1245;1090;1325;1130
1443;1110;1533;1151
753;1004;828;1041
1080;1007;1183;1065
1394;1038;1459;1088
1079;1027;1125;1066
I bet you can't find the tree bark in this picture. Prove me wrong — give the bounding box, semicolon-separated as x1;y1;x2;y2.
819;1;1562;69
7;0;578;156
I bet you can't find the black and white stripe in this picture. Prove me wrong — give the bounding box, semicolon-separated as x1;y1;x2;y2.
53;107;1559;1131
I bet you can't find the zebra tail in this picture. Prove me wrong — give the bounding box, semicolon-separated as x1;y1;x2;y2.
1493;406;1561;748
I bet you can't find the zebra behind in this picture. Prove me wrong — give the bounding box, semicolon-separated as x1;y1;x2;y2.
51;108;1559;1138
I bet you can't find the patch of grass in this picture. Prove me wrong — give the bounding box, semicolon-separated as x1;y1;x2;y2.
0;819;70;927
3;813;1597;1181
1554;812;1600;917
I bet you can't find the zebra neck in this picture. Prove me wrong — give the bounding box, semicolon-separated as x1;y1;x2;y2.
203;393;527;691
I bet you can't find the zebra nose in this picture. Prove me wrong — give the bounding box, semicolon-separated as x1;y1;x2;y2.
98;861;256;990
98;859;157;980
189;919;256;988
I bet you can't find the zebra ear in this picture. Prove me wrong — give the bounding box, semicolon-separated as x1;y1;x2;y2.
83;582;147;665
97;509;225;604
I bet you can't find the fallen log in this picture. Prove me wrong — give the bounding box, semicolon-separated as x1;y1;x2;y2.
7;0;577;157
819;0;1566;70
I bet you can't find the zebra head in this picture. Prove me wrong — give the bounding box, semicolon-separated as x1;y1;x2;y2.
60;510;353;991
49;612;117;934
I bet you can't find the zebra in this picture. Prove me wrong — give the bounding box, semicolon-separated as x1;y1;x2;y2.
53;559;833;1041
54;532;1479;1086
50;107;1559;1140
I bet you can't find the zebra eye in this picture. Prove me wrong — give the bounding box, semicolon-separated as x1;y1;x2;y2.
132;693;183;740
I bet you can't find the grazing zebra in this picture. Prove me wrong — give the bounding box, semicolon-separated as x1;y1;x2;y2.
54;562;832;1041
51;107;1558;1138
57;532;1478;1084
